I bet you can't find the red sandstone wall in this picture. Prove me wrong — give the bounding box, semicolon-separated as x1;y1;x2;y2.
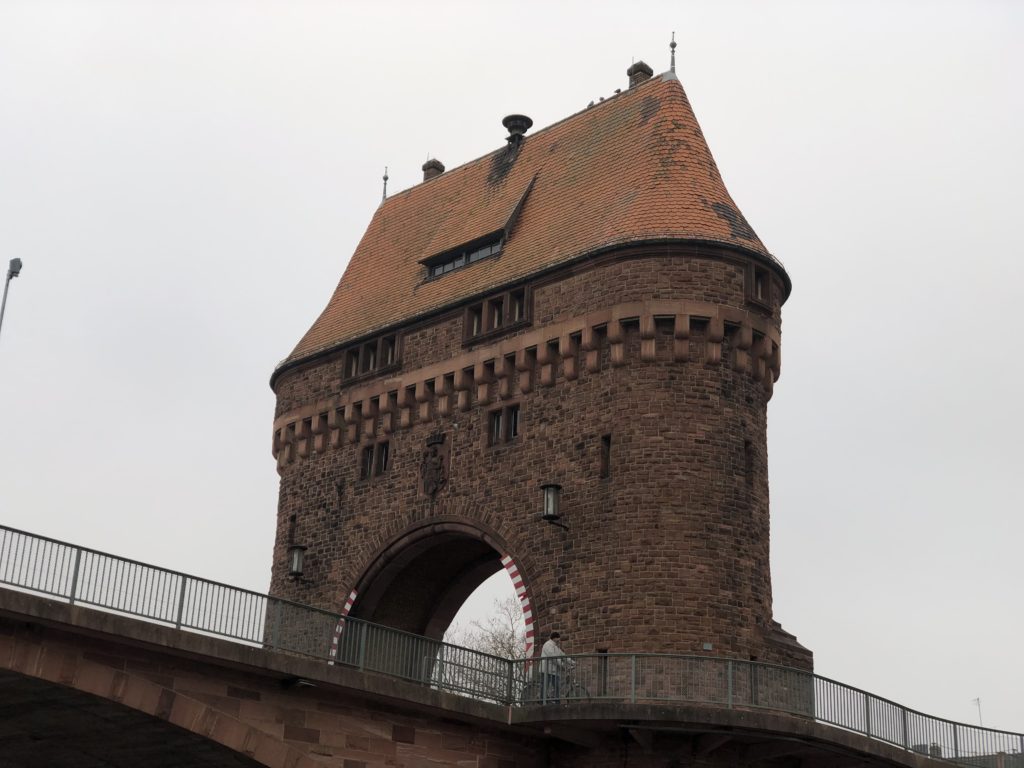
0;616;544;768
270;248;809;669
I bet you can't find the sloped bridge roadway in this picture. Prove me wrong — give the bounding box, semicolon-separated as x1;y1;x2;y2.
1;527;1021;768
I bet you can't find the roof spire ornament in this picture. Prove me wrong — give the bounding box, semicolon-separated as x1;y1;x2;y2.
381;166;389;202
670;31;677;72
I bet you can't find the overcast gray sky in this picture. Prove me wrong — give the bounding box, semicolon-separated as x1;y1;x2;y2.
1;0;1021;733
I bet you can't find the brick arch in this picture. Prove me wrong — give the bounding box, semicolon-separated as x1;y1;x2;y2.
346;516;534;649
0;630;319;768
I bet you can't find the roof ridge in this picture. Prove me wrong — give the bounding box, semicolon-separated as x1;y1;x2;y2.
381;72;678;204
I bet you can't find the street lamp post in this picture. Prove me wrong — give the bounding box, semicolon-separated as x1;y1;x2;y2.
0;258;23;341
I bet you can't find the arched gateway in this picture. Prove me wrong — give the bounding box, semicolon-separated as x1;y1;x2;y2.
268;60;811;671
345;519;534;654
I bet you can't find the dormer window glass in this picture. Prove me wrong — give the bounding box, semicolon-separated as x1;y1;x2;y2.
425;237;503;280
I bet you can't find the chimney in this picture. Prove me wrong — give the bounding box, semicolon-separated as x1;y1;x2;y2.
627;61;654;88
502;114;533;145
422;158;445;181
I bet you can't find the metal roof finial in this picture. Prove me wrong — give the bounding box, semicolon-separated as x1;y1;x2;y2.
382;166;389;202
670;31;677;72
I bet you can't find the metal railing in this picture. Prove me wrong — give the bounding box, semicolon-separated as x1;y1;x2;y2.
1;524;1020;765
0;524;510;702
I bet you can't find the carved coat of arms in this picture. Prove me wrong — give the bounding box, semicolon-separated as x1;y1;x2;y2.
419;434;448;497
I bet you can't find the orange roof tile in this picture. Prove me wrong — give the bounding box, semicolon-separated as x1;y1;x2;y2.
279;71;782;373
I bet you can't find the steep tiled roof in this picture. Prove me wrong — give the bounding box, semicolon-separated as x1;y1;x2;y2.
279;71;780;372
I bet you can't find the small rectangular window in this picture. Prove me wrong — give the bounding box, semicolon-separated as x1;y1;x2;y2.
489;410;503;446
468;305;483;337
380;335;396;366
360;445;374;479
345;349;360;379
510;289;525;322
489;298;504;329
600;434;612;478
489;405;520;446
362;343;377;373
376;442;390;475
751;266;770;305
744;439;754;487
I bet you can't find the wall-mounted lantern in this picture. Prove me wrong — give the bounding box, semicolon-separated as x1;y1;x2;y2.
541;483;567;529
287;544;307;578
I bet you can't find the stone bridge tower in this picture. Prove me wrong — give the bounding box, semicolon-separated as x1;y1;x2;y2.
269;62;810;670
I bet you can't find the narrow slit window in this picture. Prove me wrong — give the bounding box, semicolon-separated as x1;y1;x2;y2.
510;289;525;322
751;266;770;304
360;445;374;480
468;305;483;337
376;442;390;475
489;298;504;329
362;343;377;373
600;434;612;478
744;439;754;487
345;349;360;379
507;405;520;440
380;335;396;366
489;410;503;446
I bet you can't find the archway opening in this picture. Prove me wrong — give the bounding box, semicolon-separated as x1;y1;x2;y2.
443;569;526;659
348;525;529;658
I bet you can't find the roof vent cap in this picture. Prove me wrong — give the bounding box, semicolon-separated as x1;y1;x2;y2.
627;60;654;88
502;114;533;145
422;158;445;181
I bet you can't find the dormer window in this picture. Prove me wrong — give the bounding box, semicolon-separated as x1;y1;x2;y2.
423;235;503;280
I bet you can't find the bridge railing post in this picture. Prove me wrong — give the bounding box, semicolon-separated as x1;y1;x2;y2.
505;660;515;705
630;655;637;704
174;576;187;629
266;599;281;650
357;621;368;671
864;692;872;737
68;547;82;605
902;706;909;749
953;723;960;760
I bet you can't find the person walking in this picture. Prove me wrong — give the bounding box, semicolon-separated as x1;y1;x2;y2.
541;631;566;703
